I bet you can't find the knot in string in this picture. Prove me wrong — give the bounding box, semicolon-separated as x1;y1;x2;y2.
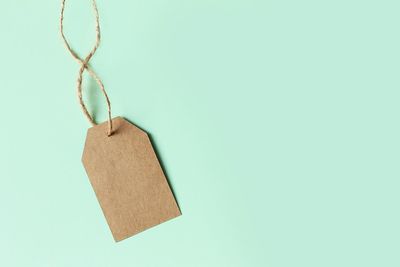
60;0;113;136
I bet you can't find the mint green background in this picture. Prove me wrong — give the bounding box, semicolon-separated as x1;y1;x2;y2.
1;0;399;266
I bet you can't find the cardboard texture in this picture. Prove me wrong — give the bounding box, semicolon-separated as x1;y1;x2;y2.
82;117;181;241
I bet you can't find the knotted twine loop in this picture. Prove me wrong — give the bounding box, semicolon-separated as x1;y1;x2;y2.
60;0;113;136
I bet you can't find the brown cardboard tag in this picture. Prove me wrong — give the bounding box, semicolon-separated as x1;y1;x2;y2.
82;117;181;241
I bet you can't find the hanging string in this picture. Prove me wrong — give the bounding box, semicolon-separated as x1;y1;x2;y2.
60;0;113;136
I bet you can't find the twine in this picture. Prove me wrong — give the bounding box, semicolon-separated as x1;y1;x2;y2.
60;0;113;136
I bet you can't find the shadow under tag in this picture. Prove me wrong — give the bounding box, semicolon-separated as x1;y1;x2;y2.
82;117;181;241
